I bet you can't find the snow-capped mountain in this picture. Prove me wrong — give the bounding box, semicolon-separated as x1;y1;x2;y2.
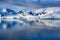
0;8;17;16
2;8;7;13
0;7;60;20
2;8;16;14
32;7;60;18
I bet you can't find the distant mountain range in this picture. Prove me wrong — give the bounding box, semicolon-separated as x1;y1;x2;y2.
0;7;60;19
33;7;60;18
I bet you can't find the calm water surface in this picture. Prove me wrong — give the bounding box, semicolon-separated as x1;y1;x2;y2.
0;19;60;40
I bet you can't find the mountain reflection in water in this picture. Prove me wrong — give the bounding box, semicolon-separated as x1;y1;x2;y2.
0;19;60;40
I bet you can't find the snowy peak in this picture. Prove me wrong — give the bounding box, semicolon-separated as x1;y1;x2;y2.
2;8;7;13
1;8;16;15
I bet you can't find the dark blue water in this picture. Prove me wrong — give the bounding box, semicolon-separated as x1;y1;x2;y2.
0;19;60;40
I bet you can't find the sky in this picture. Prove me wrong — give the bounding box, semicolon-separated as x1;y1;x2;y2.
0;0;60;2
0;0;60;11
